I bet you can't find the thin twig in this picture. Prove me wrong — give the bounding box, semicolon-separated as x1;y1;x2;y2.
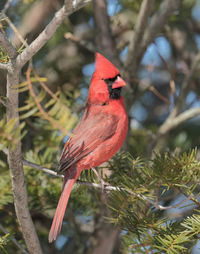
16;0;92;68
148;52;200;154
174;186;200;206
22;158;197;211
32;69;65;105
26;67;68;135
64;32;95;52
0;0;13;16
23;158;63;178
148;85;170;105
0;224;29;254
2;13;29;48
168;51;200;120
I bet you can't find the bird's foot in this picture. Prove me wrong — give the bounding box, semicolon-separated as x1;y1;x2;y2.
91;167;109;191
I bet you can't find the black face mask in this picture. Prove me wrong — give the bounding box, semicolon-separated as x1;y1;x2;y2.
104;74;122;99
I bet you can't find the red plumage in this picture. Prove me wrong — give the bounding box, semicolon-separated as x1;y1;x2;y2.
49;52;128;242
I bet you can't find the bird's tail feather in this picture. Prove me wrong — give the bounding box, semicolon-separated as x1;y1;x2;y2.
49;169;79;242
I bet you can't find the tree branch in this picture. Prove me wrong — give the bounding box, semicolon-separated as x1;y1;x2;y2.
0;0;13;15
93;0;115;61
148;52;200;153
64;32;95;53
22;159;197;211
147;49;200;155
2;1;92;252
124;0;154;72
140;0;181;58
159;107;200;135
2;13;29;48
0;32;17;59
23;158;64;178
6;64;43;253
16;0;92;68
168;51;200;120
125;0;181;79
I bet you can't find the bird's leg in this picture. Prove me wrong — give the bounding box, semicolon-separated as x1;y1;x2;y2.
91;167;108;191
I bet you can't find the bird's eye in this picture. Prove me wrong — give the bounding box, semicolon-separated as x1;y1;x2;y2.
104;74;121;83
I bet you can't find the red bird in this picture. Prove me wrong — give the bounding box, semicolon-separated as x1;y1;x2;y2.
49;52;128;242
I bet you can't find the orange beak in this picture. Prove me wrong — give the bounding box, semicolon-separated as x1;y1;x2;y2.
112;76;126;89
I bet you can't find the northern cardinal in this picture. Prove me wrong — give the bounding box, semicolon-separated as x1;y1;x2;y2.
49;52;128;242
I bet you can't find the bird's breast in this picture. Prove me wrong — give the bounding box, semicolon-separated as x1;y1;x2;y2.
79;98;128;169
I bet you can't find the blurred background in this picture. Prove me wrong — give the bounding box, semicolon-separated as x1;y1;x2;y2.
1;0;200;253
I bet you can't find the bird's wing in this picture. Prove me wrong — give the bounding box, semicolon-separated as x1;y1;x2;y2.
58;111;119;173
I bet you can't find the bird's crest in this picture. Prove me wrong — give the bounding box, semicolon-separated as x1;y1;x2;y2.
95;52;119;79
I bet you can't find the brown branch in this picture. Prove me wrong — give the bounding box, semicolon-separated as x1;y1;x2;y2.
93;0;115;57
140;0;181;59
32;69;64;104
16;0;92;68
0;224;29;254
93;0;120;68
124;0;154;73
124;0;181;80
148;85;170;105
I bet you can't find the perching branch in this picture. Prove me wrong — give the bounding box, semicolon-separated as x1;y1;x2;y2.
22;159;198;211
23;158;64;178
16;0;92;68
